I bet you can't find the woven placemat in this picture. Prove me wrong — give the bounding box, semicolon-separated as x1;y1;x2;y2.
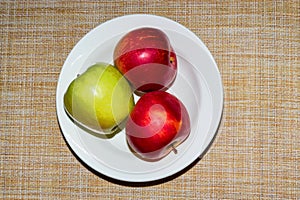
1;0;299;199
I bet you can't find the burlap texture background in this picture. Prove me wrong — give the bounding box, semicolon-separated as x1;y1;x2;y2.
1;0;299;199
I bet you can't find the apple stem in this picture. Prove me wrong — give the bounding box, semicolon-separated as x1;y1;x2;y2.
77;74;80;77
171;145;178;154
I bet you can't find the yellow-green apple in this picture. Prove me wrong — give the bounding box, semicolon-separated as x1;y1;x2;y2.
113;27;177;94
64;62;135;134
126;91;190;161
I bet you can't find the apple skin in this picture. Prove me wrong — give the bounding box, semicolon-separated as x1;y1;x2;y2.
64;63;135;134
126;91;191;161
113;27;177;94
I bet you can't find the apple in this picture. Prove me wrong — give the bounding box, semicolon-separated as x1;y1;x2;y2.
113;27;177;94
64;62;135;134
126;91;191;161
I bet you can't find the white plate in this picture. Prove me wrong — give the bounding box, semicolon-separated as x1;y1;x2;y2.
56;14;223;183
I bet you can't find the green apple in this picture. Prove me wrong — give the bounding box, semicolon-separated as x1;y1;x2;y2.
64;62;135;134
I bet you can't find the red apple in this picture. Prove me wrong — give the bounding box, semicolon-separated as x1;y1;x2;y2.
113;27;177;94
126;91;191;161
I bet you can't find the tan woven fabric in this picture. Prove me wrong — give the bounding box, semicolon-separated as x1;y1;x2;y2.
1;0;299;199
